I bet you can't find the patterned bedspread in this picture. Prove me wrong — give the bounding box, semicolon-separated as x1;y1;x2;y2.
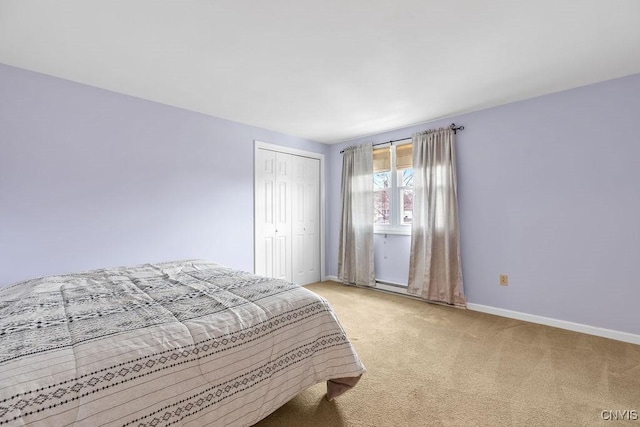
0;260;365;426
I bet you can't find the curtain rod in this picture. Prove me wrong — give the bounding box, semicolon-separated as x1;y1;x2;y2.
340;123;464;154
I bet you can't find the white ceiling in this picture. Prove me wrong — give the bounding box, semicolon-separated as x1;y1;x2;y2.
1;1;639;143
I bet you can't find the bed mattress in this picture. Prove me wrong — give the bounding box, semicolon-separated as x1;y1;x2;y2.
0;260;365;426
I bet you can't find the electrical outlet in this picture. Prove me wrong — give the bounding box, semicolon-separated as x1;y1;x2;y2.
499;275;508;286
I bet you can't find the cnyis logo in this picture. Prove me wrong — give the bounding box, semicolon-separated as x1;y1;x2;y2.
601;410;638;421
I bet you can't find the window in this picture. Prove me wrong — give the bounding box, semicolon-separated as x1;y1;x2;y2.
373;141;413;234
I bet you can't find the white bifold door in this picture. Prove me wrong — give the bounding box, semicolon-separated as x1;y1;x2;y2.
255;148;321;285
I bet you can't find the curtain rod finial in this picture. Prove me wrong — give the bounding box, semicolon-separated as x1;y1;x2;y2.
449;123;464;134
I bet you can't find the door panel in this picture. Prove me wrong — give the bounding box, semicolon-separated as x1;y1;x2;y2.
264;181;274;224
263;237;273;278
274;152;292;281
304;157;321;284
291;156;320;285
255;149;276;278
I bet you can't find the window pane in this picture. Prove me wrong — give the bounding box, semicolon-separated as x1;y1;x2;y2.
399;168;413;188
374;189;390;224
400;187;413;225
374;171;391;224
398;168;413;225
374;171;390;190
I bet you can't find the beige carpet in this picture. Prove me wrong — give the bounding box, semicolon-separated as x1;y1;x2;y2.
255;281;640;427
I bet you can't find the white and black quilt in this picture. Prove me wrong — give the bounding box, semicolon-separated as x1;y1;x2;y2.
0;260;365;426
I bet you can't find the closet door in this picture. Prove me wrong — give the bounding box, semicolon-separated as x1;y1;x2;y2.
254;149;277;278
255;146;321;285
273;152;292;281
292;156;321;285
255;149;293;282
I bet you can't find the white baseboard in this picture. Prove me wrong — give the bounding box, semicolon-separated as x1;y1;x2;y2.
325;276;640;345
321;276;640;345
467;303;640;346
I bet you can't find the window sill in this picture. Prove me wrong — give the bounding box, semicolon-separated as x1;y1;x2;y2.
374;228;411;236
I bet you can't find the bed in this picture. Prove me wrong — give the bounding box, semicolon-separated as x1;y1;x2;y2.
0;260;365;426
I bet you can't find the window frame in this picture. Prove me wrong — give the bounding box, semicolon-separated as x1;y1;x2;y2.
373;140;413;236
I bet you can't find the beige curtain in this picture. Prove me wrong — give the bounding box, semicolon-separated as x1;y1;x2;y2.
408;128;466;306
338;143;375;287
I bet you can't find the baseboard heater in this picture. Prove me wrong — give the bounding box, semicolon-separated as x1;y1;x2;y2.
375;279;407;289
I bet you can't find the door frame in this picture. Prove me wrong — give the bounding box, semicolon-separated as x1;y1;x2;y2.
254;140;326;282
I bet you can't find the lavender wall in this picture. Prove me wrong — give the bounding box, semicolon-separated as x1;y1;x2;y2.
327;73;640;335
0;63;327;286
3;62;639;335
